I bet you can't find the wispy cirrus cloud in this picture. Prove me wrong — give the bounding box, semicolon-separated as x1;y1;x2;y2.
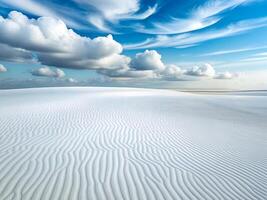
124;16;267;49
193;0;252;19
74;0;157;21
238;51;267;62
122;4;158;20
253;52;267;57
242;55;267;62
75;0;158;32
0;0;85;28
137;0;253;35
200;45;267;56
0;0;158;33
0;0;54;17
0;0;261;36
138;17;221;35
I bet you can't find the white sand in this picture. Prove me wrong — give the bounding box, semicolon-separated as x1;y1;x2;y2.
0;87;266;200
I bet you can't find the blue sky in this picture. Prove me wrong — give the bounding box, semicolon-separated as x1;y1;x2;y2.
0;0;267;90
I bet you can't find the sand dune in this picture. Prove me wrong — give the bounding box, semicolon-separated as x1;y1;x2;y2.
0;87;266;200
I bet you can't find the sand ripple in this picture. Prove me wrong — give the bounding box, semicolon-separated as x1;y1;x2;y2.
0;87;266;200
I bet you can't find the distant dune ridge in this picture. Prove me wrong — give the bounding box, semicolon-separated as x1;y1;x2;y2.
0;87;266;200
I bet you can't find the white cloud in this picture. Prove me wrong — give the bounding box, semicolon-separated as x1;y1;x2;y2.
254;52;267;57
215;71;237;79
130;50;165;71
0;0;158;32
0;11;129;70
99;50;183;80
125;16;267;49
31;67;65;78
162;70;267;90
193;0;250;19
100;50;181;80
185;63;216;77
75;0;139;20
242;56;267;62
0;64;7;72
200;45;267;56
121;4;158;20
0;0;55;18
55;68;65;78
159;64;184;81
138;0;253;35
239;52;267;62
140;17;221;35
100;52;185;81
215;56;267;69
101;61;238;81
184;63;237;80
0;11;122;57
87;15;113;33
75;0;157;31
0;11;153;79
0;0;83;28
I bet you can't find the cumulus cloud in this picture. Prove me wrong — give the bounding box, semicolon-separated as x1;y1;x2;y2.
183;63;237;80
0;64;7;72
130;50;165;71
185;63;216;77
100;49;169;79
100;52;185;81
31;67;65;78
99;50;174;79
0;11;128;70
159;64;184;81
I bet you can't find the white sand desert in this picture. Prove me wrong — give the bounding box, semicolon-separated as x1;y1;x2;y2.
0;87;266;200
